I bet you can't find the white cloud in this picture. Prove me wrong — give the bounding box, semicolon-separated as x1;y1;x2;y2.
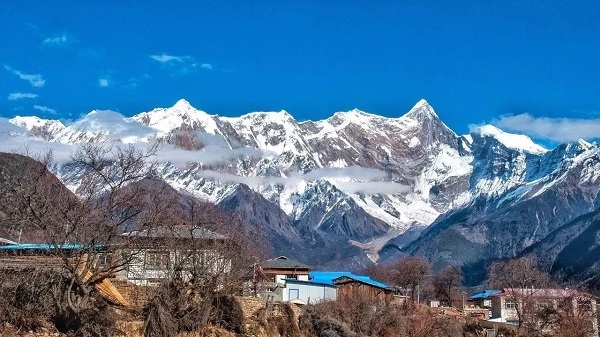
188;165;408;195
33;105;57;114
303;166;387;181
8;92;38;100
493;113;600;143
334;181;411;194
150;54;214;74
150;54;189;63
69;110;156;141
152;143;263;167
98;78;110;87
4;66;45;87
42;34;68;45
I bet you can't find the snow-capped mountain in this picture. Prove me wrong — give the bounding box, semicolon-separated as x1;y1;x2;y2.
3;98;599;271
9;116;65;140
404;141;600;284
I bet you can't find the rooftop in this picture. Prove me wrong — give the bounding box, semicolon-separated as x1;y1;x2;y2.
495;288;590;299
471;290;502;300
262;256;312;270
310;271;390;290
0;243;96;251
122;225;227;240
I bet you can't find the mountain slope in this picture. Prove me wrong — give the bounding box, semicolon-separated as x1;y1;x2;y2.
404;145;600;284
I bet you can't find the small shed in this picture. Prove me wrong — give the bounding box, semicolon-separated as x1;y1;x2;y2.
326;273;392;302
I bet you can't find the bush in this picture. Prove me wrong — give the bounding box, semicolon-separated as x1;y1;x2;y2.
209;294;244;333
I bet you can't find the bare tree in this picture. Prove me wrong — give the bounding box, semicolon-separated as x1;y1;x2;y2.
143;195;264;337
487;257;551;328
0;144;171;335
535;296;598;337
389;256;432;302
363;263;394;284
432;265;462;307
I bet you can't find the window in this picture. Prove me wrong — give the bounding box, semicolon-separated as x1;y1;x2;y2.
145;251;170;270
289;289;299;300
504;301;517;309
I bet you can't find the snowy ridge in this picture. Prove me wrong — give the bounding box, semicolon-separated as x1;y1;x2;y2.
5;98;587;254
9;116;66;139
474;124;547;154
133;99;222;135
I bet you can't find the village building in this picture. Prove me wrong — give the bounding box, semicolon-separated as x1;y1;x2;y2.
254;259;394;304
281;277;337;304
282;271;395;304
331;272;394;302
259;256;312;284
0;225;232;307
470;289;501;308
282;271;392;304
254;256;312;301
119;225;230;286
464;289;501;320
487;288;598;335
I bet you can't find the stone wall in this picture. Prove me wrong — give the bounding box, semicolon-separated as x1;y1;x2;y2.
111;280;157;309
237;296;268;321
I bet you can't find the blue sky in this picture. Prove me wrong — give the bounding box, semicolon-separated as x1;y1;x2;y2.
2;0;600;140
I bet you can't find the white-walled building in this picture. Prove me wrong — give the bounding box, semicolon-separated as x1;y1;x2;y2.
282;278;337;304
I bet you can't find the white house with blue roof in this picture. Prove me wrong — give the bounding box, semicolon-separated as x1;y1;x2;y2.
282;271;392;304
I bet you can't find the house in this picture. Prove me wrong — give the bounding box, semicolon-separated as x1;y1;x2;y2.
463;289;501;320
332;273;394;302
471;289;501;308
255;256;313;301
259;256;312;284
0;225;232;288
489;288;598;335
282;277;337;304
255;265;393;304
120;225;231;286
282;271;394;305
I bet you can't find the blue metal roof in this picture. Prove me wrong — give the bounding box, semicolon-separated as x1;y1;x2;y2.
309;271;390;289
0;243;98;251
470;290;502;300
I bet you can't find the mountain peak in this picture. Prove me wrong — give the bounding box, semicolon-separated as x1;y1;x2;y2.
474;124;547;155
172;98;193;110
9;116;66;139
332;108;379;120
577;139;594;150
403;99;439;120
